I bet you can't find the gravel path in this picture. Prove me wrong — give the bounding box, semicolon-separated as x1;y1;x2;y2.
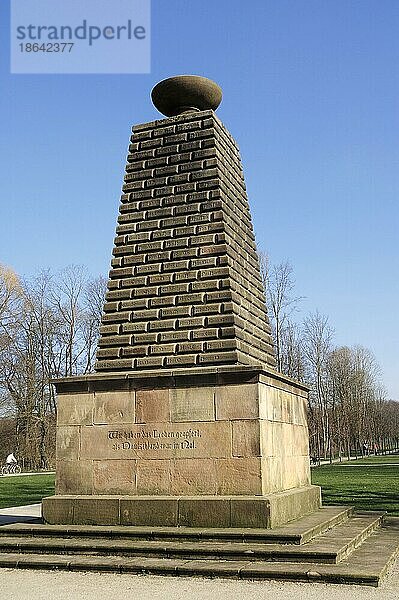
2;559;399;600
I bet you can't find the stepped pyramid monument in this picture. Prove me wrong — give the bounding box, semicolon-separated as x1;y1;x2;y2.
6;76;397;587
43;76;320;527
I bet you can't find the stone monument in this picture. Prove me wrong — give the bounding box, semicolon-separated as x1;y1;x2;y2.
43;75;320;528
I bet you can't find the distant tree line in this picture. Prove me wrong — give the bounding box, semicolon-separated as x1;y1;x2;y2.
261;254;399;461
0;265;106;470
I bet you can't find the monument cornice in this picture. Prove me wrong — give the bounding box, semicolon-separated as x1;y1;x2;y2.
53;365;309;394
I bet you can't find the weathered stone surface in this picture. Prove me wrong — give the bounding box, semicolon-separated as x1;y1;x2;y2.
215;458;262;495
261;454;311;495
93;460;136;495
215;384;259;420
170;458;217;495
56;426;80;461
120;497;178;526
170;387;215;422
41;496;74;525
135;389;170;423
262;456;284;493
178;497;231;528
267;486;321;528
232;420;261;457
260;421;309;459
93;391;135;425
73;496;120;526
57;393;94;426
230;498;270;528
136;459;171;495
55;460;93;495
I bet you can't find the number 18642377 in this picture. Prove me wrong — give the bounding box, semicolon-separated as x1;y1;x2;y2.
19;43;74;52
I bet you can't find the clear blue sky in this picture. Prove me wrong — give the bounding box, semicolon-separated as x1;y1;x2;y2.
1;1;398;398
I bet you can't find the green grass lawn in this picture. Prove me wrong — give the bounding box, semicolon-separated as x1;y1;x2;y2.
0;474;55;509
311;460;399;514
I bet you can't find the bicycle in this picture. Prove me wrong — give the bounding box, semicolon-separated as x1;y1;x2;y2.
1;463;22;476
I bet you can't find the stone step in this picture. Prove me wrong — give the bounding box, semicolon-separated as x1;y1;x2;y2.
0;521;397;586
0;506;351;545
295;512;384;563
0;513;383;565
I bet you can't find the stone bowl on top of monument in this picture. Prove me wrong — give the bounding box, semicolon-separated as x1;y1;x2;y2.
151;75;223;117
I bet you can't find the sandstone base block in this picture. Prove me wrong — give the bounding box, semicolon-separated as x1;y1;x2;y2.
44;366;320;528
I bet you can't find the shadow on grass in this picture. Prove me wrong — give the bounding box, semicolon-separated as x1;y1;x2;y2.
0;474;55;509
312;464;399;514
321;489;399;513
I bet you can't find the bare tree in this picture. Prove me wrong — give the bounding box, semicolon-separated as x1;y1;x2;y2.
280;320;305;381
0;265;24;420
81;275;107;373
0;264;22;321
0;266;106;469
259;253;304;373
302;311;334;460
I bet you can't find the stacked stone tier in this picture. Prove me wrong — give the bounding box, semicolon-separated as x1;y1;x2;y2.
96;110;275;372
